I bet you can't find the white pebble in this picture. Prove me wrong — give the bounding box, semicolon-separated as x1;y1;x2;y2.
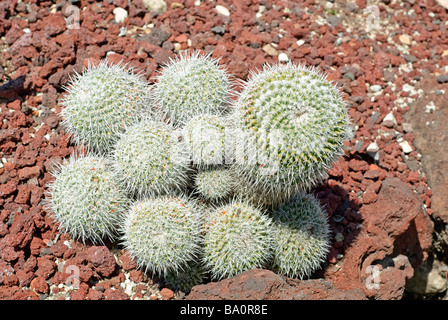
425;101;436;113
399;140;413;154
215;5;230;16
113;7;128;23
382;112;396;124
366;142;379;153
370;84;382;92
296;39;305;46
278;52;289;62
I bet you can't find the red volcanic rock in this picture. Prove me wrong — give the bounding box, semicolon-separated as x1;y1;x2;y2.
30;276;49;294
325;177;434;299
16;269;35;287
35;257;57;280
49;240;68;258
348;159;370;172
160;288;174;300
104;286;130;300
12;290;40;300
118;250;138;271
42;12;67;37
187;269;366;300
9;212;35;248
87;246;117;277
18;166;41;180
87;288;104;300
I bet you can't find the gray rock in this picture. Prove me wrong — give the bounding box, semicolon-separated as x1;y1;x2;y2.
406;258;448;295
343;72;355;81
403;54;417;63
436;74;448;83
142;27;171;46
327;15;342;27
211;25;226;35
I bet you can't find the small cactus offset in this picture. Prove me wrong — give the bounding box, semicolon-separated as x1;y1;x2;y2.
271;193;331;279
232;62;352;199
203;200;274;280
45;154;130;244
194;168;235;202
121;196;203;275
153;51;234;126
61;59;156;154
111;119;191;198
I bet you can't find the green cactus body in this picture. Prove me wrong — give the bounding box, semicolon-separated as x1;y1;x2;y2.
233;63;351;197
45;155;129;244
163;261;206;292
203;200;273;280
154;51;233;126
61;59;156;154
271;193;331;279
195;168;235;201
112;119;190;198
121;196;203;275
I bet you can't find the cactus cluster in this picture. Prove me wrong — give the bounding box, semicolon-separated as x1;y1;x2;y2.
46;51;350;292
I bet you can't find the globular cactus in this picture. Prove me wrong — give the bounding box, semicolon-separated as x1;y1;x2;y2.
194;168;235;202
271;193;331;279
203;200;273;280
232;63;352;199
45;154;130;244
121;196;203;275
183;114;229;168
61;59;156;154
153;51;234;126
111;119;191;198
163;261;207;293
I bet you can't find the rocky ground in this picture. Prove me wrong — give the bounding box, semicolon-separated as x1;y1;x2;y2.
0;0;447;300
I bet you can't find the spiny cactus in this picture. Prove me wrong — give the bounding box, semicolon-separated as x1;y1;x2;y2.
121;196;203;275
163;261;207;292
183;114;229;168
233;174;295;209
271;193;331;279
194;168;235;201
232;62;352;199
111;119;191;198
153;51;234;126
45;154;130;244
203;200;273;280
61;59;156;154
